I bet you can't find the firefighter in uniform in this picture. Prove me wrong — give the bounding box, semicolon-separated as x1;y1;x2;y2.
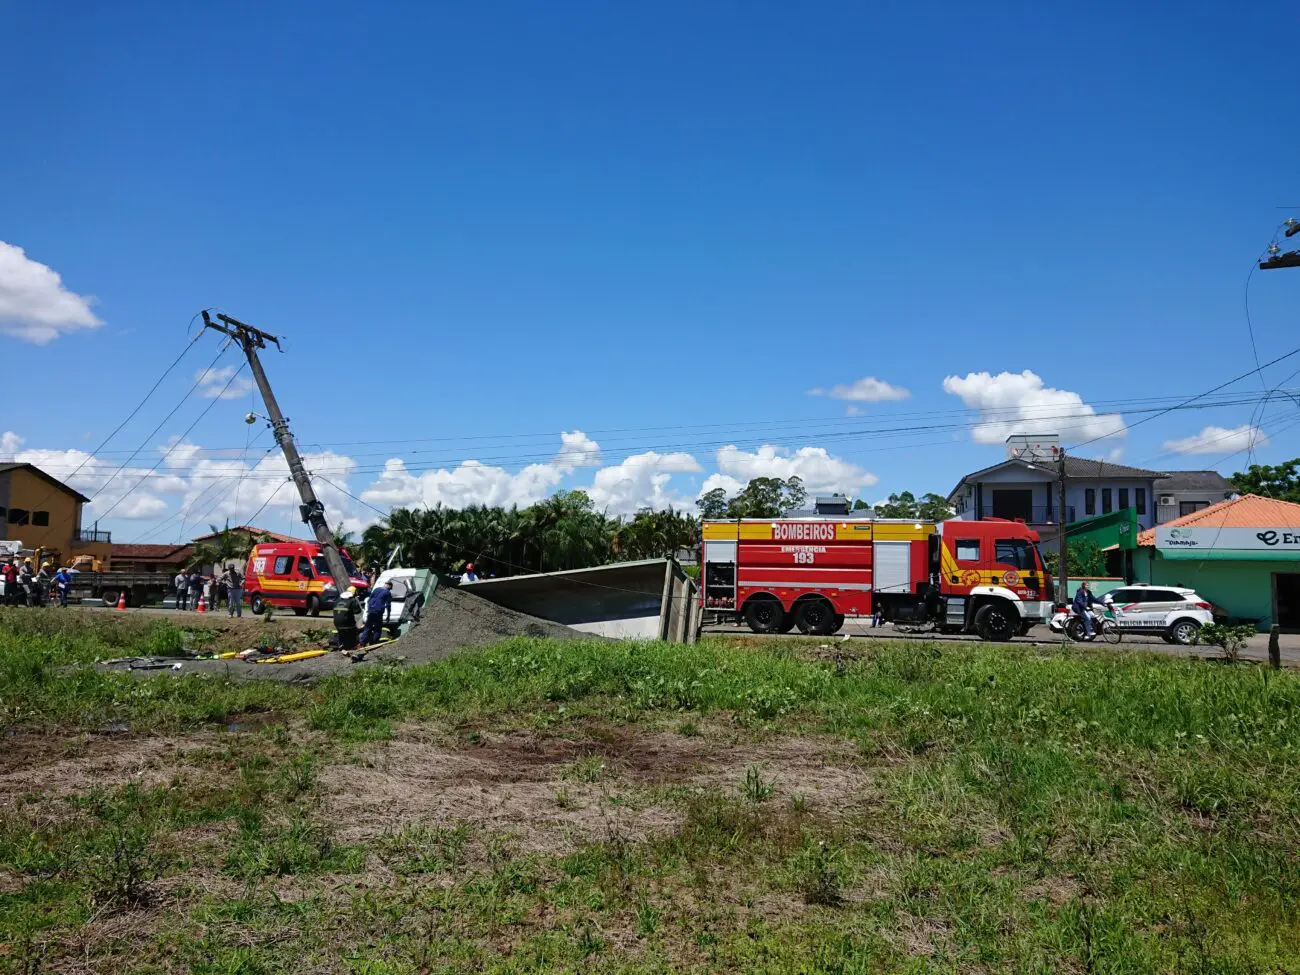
332;586;361;651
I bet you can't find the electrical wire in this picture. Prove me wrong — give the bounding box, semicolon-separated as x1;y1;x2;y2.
93;361;249;521
7;328;209;533
1066;342;1300;453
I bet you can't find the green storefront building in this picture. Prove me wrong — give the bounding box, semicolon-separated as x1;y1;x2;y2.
1130;494;1300;631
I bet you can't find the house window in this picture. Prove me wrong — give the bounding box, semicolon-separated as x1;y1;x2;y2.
1180;501;1209;517
956;539;981;561
1084;489;1095;516
1101;489;1113;514
1118;489;1129;511
32;511;49;527
1135;489;1146;515
7;508;29;526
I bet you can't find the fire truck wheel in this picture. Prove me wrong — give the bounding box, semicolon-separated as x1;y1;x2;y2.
833;614;845;633
743;598;784;634
249;594;266;615
974;602;1016;642
778;616;796;634
794;598;836;636
307;595;321;617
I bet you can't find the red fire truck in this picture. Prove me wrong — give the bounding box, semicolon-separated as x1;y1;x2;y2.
701;516;1054;640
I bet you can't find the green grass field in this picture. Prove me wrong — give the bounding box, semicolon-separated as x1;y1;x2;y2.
2;608;1300;973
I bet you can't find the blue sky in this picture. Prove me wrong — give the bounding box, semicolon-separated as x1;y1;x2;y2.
2;2;1297;541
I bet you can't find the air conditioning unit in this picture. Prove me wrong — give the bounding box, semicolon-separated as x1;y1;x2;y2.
1158;495;1175;506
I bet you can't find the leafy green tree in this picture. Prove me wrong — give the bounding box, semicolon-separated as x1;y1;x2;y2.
719;476;807;518
873;491;955;521
697;488;730;520
1230;459;1300;503
1041;538;1110;578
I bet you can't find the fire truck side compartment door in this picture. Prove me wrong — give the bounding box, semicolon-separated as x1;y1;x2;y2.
704;541;736;564
873;541;911;597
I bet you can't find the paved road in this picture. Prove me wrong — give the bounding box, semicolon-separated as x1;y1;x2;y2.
704;620;1300;666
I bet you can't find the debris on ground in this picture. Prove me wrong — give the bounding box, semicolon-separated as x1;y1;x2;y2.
100;585;591;683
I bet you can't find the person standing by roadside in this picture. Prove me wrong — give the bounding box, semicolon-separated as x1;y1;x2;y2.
360;579;393;646
223;564;244;617
1;559;17;606
174;570;189;610
187;570;203;611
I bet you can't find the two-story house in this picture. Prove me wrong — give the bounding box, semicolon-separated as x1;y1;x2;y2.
0;462;112;565
945;436;1166;548
1152;471;1234;524
947;455;1163;543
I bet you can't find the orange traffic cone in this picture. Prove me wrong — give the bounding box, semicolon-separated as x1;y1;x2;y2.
114;591;127;611
196;594;207;613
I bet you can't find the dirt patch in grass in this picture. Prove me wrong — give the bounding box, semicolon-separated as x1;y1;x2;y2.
320;723;874;853
0;732;220;803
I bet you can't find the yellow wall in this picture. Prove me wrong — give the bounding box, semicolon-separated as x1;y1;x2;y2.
0;468;109;565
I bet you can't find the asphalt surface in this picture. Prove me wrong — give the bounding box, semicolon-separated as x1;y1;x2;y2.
704;619;1300;666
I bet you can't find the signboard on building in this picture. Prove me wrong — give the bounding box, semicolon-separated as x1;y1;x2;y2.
1156;526;1300;552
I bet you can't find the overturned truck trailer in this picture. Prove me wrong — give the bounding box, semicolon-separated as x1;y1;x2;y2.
463;558;700;642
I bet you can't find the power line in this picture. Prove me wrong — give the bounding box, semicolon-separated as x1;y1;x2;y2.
93;361;249;522
1066;343;1300;452
30;390;1293;483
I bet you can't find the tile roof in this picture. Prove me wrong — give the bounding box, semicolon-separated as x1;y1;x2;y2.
1136;494;1300;546
111;543;195;561
189;525;305;543
1154;470;1234;494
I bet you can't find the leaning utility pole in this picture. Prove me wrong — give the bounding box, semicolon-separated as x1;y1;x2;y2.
200;311;353;597
1260;219;1300;270
1056;448;1069;605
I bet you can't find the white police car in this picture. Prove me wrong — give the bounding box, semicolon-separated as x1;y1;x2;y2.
1050;584;1215;645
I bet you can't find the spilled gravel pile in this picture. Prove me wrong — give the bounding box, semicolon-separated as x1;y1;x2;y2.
105;584;591;683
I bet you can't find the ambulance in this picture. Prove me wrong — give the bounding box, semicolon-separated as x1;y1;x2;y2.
243;541;369;616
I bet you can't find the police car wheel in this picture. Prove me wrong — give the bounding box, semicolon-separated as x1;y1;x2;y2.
1169;619;1201;646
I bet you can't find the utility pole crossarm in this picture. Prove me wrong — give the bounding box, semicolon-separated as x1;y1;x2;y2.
200;311;353;598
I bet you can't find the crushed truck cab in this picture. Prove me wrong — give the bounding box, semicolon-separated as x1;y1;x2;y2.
701;516;1052;640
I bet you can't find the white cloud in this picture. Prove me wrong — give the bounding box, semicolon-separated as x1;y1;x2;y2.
715;444;878;495
361;458;566;510
0;431;21;460
585;451;702;515
942;370;1126;444
6;439;189;521
554;430;602;471
196;365;255;400
809;376;910;403
1162;424;1267;455
0;242;102;344
699;473;745;498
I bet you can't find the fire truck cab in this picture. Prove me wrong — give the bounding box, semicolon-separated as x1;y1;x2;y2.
701;516;1053;641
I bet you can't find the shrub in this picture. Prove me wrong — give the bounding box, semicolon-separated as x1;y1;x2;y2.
1194;622;1255;663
